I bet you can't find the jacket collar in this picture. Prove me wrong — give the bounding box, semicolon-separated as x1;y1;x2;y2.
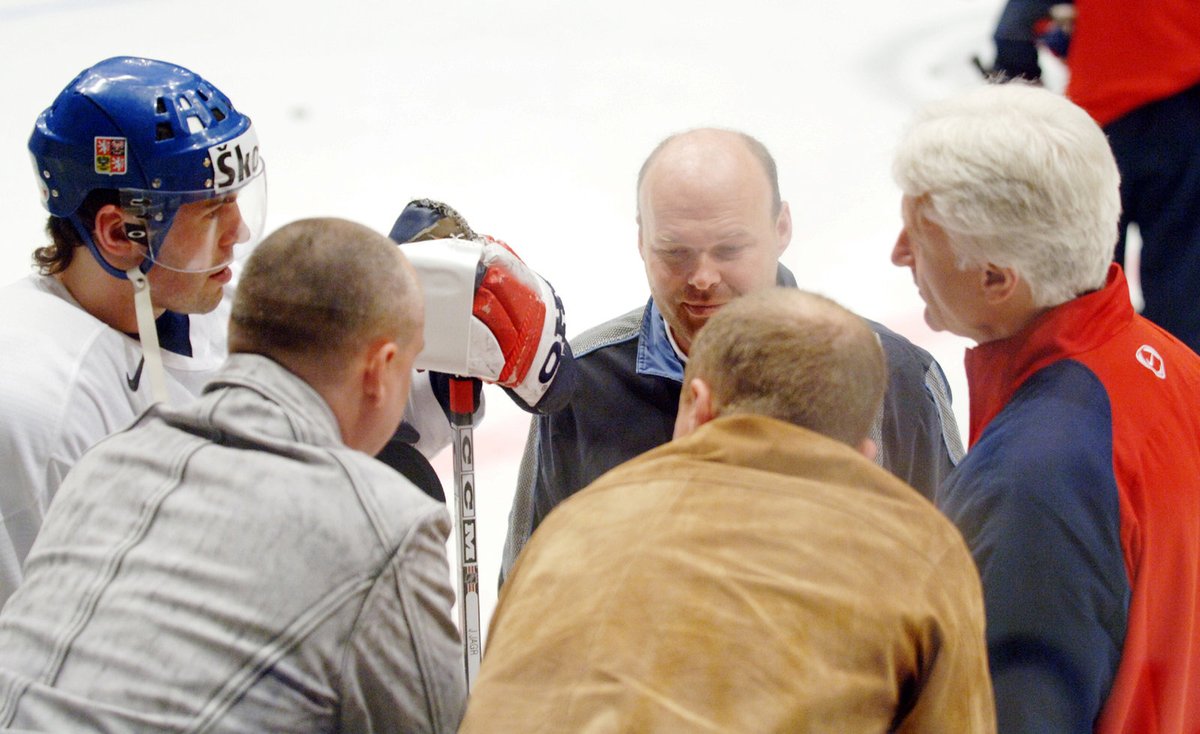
964;263;1134;445
642;413;873;484
636;299;687;382
635;263;800;383
202;353;345;448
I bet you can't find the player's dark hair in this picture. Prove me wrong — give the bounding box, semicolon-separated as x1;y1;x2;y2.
34;189;120;275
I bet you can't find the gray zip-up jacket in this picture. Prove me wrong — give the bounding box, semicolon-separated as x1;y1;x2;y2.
0;353;466;733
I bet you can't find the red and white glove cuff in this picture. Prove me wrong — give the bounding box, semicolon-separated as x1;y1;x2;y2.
472;237;565;407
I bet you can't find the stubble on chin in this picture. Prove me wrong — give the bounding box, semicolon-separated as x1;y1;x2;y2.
665;308;705;354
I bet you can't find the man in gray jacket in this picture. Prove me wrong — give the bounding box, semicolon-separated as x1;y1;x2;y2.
0;218;464;733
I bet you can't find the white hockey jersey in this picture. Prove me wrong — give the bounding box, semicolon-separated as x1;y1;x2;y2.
0;273;229;604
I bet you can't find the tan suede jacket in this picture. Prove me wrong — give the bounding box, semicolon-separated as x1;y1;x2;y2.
464;414;994;733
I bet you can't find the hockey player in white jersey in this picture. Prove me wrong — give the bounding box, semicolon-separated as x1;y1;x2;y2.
0;57;264;603
0;58;572;605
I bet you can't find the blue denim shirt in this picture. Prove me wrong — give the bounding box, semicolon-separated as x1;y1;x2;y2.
637;299;686;381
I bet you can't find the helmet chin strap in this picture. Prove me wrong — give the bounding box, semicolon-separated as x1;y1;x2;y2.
125;266;170;404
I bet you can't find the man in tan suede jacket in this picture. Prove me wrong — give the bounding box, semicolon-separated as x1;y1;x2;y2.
462;288;994;733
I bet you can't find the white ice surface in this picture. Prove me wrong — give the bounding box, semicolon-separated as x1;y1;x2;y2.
1;0;1064;650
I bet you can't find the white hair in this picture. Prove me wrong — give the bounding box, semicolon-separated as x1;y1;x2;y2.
893;83;1121;308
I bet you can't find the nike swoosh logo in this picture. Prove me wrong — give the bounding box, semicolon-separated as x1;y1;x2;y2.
126;356;145;391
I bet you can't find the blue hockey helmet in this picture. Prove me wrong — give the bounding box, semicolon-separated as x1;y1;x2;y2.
29;56;266;277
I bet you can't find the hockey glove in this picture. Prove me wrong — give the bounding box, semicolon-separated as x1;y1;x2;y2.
988;0;1073;81
390;199;575;414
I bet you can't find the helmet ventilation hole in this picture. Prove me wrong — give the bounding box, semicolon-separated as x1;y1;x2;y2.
31;57;257;222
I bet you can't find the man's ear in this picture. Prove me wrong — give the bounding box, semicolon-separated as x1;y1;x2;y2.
92;205;145;266
636;218;648;262
775;201;793;255
361;339;399;406
981;263;1021;304
857;437;878;462
673;376;716;439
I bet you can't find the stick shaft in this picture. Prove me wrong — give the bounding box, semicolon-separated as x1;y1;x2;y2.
450;378;481;689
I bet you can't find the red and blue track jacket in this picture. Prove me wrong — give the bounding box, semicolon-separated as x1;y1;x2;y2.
992;0;1200;126
939;264;1200;733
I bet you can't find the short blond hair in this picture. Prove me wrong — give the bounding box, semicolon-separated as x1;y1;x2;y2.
229;218;419;369
684;288;886;446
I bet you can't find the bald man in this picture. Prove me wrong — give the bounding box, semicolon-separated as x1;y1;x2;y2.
0;219;464;733
501;128;964;578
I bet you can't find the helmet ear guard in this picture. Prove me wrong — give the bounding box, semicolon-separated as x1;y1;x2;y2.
29;56;265;279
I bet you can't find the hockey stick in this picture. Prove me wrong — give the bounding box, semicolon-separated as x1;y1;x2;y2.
971;54;991;79
449;376;482;690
